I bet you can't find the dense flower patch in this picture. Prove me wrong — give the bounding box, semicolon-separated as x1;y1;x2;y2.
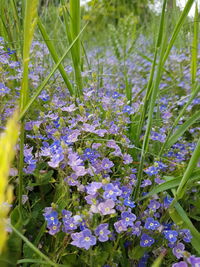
0;35;200;266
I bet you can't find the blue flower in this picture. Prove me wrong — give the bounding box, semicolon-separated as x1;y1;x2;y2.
71;229;96;250
103;183;122;200
140;234;155;247
163;230;178;243
144;217;160;230
124;198;136;208
94;223;111;242
44;211;59;226
121;211;136;227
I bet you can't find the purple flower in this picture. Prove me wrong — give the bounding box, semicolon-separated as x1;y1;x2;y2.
148;200;161;211
73;165;87;177
86;182;102;195
64;173;79;186
114;220;127;233
103;183;122;200
123;153;133;164
71;229;96;250
95;223;111;242
121;211;136;227
62;209;72;221
144;217;160;230
48;222;61;235
188;256;200;266
63;218;78;233
141;179;152;187
124;198;136;208
172;261;188;267
98;199;116;215
179;229;192;243
140;234;155;247
163;230;178;243
144;166;159;176
101;158;114;170
48;153;64;168
172;243;185;259
132;221;142;236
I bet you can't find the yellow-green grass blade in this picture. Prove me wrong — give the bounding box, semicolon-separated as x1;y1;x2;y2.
19;23;88;121
191;2;198;85
176;137;200;200
0;111;19;254
37;18;74;96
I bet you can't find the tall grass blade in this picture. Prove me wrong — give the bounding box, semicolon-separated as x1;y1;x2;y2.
169;201;200;254
10;224;58;267
0;111;19;254
191;2;198;85
134;0;167;199
37;18;74;96
19;0;39;210
159;83;200;155
176;137;200;200
19;23;88;121
69;0;83;95
166;110;200;149
162;0;195;65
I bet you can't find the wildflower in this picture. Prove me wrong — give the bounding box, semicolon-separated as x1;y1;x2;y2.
48;222;61;235
71;229;96;250
144;217;160;230
188;256;200;266
141;179;152;187
123;153;133;164
132;221;142;236
114;220;127;233
163;230;178;243
103;183;122;200
121;211;136;227
179;229;192;243
172;261;188;267
172;243;185;259
140;234;155;247
95;224;111;242
86;182;102;195
148;200;161;211
124;198;136;208
44;211;59;226
98;199;116;215
63;218;78;233
101;158;114;170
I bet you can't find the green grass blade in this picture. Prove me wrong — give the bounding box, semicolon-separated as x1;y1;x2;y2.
139;169;200;201
162;0;195;65
191;2;198;85
169;202;200;254
176;137;200;200
134;0;167;199
19;0;39;211
19;23;88;121
69;0;83;95
166;110;200;149
37;18;74;96
159;83;200;155
10;225;58;267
